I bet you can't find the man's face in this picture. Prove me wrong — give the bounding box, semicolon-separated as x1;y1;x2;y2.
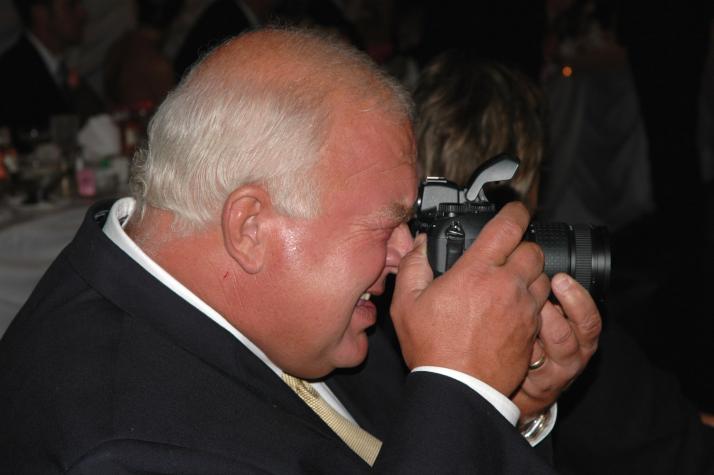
252;107;417;379
48;0;87;47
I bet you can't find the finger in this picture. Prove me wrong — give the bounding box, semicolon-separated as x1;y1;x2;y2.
528;339;546;369
462;202;531;267
551;273;602;354
506;241;545;287
392;234;433;307
528;273;551;315
516;369;563;407
539;300;579;365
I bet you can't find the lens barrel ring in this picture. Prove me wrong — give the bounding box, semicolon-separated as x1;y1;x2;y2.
525;222;610;301
573;225;593;290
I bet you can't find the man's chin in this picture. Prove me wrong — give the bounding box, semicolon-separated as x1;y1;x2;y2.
286;335;370;379
332;334;370;370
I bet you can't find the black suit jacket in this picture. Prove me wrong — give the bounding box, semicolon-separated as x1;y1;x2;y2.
0;34;103;145
0;201;556;474
0;35;71;133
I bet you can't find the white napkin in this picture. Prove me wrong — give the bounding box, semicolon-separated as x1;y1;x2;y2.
77;114;121;161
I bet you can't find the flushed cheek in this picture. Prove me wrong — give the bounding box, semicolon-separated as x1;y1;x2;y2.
303;295;367;344
359;253;390;287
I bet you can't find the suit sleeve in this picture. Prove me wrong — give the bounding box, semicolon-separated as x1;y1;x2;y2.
374;371;557;474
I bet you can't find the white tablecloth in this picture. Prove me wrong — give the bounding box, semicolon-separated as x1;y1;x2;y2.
0;205;87;337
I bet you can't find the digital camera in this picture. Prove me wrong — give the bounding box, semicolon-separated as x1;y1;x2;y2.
411;154;611;302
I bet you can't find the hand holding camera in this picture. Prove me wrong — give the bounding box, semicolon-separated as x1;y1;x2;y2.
391;154;606;402
391;201;550;397
513;272;602;421
412;154;610;303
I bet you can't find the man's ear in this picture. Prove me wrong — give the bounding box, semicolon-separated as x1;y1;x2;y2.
222;185;272;274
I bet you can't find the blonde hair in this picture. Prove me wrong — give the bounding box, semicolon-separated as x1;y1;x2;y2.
415;52;546;197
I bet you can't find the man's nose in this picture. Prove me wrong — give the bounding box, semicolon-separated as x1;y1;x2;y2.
385;223;414;272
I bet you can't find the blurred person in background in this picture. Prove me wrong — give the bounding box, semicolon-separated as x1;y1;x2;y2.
411;50;714;475
616;1;714;409
0;0;103;149
103;0;184;111
540;0;654;233
173;0;276;80
542;0;714;415
415;0;547;82
539;3;662;385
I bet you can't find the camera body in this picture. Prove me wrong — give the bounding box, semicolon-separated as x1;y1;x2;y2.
411;154;610;301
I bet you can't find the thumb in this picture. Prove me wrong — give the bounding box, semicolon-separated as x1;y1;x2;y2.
393;233;433;304
551;273;601;353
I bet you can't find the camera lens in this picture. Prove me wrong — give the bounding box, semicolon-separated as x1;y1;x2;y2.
525;223;611;301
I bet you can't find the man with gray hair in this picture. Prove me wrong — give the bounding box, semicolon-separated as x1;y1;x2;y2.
0;28;600;473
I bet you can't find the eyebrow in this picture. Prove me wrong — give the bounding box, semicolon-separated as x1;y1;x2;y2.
374;202;415;226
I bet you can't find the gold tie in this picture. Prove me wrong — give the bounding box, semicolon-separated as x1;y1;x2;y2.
282;373;382;466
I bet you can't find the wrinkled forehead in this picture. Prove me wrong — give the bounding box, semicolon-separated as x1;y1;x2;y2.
324;103;414;166
316;106;418;214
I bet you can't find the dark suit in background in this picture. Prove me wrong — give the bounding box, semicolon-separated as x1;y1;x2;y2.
0;35;71;134
0;201;556;474
553;319;714;475
0;34;102;148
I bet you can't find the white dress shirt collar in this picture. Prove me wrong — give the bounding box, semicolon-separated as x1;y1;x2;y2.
102;198;357;422
102;197;282;375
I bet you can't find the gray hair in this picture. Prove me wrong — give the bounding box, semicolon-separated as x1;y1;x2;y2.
130;27;413;233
